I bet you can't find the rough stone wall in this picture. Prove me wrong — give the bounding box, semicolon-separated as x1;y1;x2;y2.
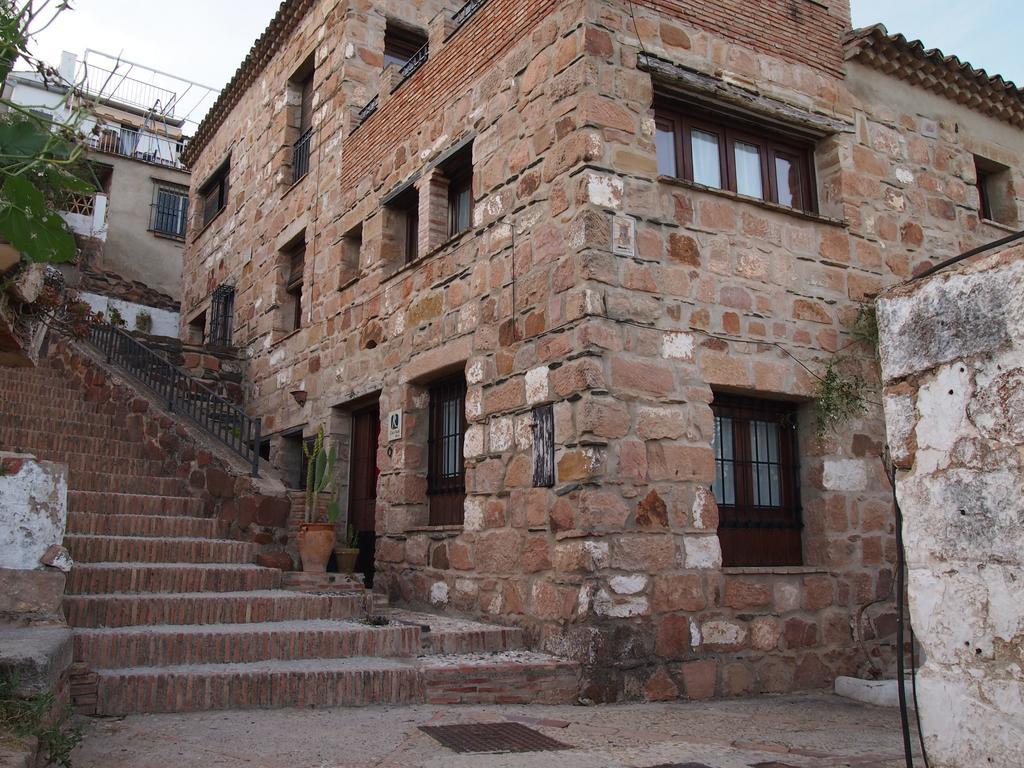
877;245;1024;768
180;0;1023;700
0;453;68;623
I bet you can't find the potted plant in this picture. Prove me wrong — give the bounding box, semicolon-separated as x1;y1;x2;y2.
296;426;340;573
335;524;359;574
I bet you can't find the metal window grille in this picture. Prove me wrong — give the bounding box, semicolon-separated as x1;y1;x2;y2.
209;285;235;347
711;395;802;567
427;377;467;525
151;186;189;239
292;127;313;183
452;0;487;28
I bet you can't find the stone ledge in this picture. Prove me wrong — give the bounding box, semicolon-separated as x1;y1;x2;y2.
0;625;73;697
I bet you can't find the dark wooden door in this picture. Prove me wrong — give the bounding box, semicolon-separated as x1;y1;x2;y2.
349;405;380;534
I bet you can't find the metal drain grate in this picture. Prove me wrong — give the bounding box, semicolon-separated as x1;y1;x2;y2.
419;722;572;754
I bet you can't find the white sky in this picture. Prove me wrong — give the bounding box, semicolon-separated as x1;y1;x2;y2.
28;0;1023;131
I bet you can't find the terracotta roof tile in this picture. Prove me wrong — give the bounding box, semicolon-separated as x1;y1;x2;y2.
844;24;1024;128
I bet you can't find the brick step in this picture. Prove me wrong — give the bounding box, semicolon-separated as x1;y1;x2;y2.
420;652;582;705
68;471;188;496
0;430;146;458
64;535;255;565
388;610;525;655
0;378;85;397
67;563;282;595
67;512;227;540
50;453;169;476
0;399;123;422
69;491;206;517
64;590;370;628
0;416;135;440
74;620;420;668
88;652;580;715
92;657;423;715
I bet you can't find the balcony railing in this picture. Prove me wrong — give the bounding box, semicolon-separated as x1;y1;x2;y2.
88;324;262;476
82;64;179;116
353;0;489;132
88;128;187;169
452;0;487;27
394;44;429;91
292;127;313;183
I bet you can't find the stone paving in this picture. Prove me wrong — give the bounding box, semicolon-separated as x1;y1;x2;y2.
73;693;917;767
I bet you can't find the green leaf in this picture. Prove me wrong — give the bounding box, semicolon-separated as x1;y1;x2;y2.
326;500;341;524
0;175;77;263
0;118;49;163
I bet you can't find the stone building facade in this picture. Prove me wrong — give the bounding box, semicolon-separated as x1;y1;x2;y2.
180;0;1024;700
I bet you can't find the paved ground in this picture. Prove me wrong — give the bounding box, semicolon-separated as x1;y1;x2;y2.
72;693;917;768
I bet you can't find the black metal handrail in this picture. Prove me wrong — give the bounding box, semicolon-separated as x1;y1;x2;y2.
88;324;262;476
292;127;313;183
356;94;379;127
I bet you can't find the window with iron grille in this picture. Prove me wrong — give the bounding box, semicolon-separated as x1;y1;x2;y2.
427;376;467;526
383;21;427;71
711;394;803;567
199;159;230;228
291;61;315;184
150;184;188;239
208;285;235;347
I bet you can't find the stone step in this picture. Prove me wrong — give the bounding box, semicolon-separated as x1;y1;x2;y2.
67;512;227;540
68;471;188;496
92;657;423;715
64;590;370;628
69;491;206;517
64;535;255;564
67;563;282;595
73;620;420;668
52;453;169;476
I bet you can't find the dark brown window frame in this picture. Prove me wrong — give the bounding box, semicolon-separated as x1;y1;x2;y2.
656;103;817;214
284;240;305;332
387;186;419;264
443;146;474;237
711;394;803;567
383;20;427;70
427;376;467;526
199;160;230;228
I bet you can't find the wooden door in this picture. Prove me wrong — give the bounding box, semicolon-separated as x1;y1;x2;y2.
348;405;380;534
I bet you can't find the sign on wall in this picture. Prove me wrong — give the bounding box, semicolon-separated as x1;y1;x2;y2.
387;409;402;441
611;215;636;257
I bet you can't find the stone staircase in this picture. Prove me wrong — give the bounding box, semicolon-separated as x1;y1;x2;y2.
0;348;580;715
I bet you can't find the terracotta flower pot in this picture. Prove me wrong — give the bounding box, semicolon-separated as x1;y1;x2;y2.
335;547;359;574
297;522;335;573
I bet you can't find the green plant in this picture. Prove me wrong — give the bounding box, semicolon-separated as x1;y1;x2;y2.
106;306;124;327
0;2;97;265
342;523;358;548
813;358;869;440
134;309;152;333
303;426;340;524
0;674;83;768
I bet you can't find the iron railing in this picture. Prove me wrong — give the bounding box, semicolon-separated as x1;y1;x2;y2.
452;0;487;28
394;43;429;91
88;129;187;169
356;94;378;127
150;190;188;239
88;324;261;476
292;127;313;183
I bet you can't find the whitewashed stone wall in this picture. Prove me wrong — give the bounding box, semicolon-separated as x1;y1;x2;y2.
877;244;1024;768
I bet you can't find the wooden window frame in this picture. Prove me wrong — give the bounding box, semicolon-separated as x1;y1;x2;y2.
384;21;427;70
199;160;230;228
712;394;803;567
656;103;817;214
427;376;467;526
443;146;473;237
285;241;305;332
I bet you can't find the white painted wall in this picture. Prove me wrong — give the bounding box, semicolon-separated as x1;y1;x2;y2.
0;454;67;571
877;245;1024;768
81;292;180;337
